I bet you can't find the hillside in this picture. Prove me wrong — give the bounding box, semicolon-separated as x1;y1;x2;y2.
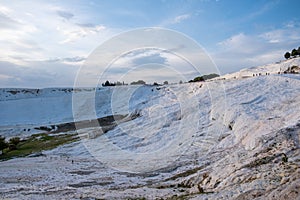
0;60;299;199
217;57;300;80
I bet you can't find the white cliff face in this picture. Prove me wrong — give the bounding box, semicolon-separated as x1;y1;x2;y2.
0;59;299;199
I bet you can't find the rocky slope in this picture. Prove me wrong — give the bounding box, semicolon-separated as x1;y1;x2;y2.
0;60;299;199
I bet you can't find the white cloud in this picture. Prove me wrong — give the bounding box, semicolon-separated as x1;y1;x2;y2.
0;1;119;87
0;1;114;66
217;33;262;54
0;73;13;80
0;5;12;15
158;13;192;27
213;26;300;73
100;48;211;84
59;24;106;44
0;60;79;88
259;29;300;44
173;14;191;24
46;56;86;66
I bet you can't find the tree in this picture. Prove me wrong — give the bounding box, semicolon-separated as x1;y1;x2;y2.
102;80;115;87
0;135;8;153
103;80;110;86
291;49;298;57
193;76;205;82
202;73;220;80
9;137;20;146
115;81;122;86
130;80;146;85
189;73;219;83
7;137;21;151
179;80;183;84
284;52;291;59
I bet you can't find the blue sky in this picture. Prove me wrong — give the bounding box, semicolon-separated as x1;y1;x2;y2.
0;0;300;87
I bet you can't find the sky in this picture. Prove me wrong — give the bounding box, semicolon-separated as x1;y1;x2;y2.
0;0;300;88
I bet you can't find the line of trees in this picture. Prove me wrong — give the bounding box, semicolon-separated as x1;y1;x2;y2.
102;74;220;87
130;80;146;85
102;80;172;86
102;80;127;87
102;80;146;86
284;46;300;59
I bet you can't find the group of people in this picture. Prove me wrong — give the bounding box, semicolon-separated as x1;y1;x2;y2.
252;72;270;76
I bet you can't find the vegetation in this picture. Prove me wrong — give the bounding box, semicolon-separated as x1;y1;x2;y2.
291;48;298;57
102;81;116;87
9;137;21;145
189;73;220;83
0;133;79;160
0;135;8;153
284;46;300;59
102;80;116;86
284;52;290;59
102;79;148;86
8;137;21;150
102;80;127;87
101;79;189;86
190;76;205;82
130;80;146;85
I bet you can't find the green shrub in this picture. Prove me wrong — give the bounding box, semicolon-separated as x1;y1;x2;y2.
9;137;21;146
7;137;21;151
0;135;8;152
